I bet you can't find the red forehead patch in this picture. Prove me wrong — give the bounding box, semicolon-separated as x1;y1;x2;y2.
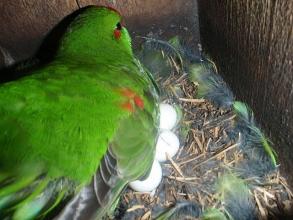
105;6;122;16
94;5;122;17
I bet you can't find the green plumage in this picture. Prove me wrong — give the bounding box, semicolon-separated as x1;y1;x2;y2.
233;101;277;167
0;6;159;219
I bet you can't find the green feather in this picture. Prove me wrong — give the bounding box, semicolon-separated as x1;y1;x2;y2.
233;101;277;167
154;201;202;220
216;174;256;220
0;6;159;219
189;63;235;108
202;208;227;220
250;126;277;167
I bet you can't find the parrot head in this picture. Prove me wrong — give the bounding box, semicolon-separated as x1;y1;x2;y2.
57;6;133;63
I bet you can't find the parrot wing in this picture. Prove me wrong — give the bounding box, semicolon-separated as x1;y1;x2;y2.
0;59;159;219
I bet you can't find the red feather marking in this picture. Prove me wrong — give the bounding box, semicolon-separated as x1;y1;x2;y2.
104;6;122;17
93;5;122;17
114;29;121;39
119;88;136;98
134;95;144;110
117;88;144;111
121;101;134;112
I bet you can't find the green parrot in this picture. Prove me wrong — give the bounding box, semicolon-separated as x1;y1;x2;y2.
0;5;159;220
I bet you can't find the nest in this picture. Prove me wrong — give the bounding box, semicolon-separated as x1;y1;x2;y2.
113;52;293;220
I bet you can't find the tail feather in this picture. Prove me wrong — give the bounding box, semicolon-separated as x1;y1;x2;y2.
138;36;183;64
202;208;227;220
216;174;257;220
13;182;50;220
189;63;235;108
169;36;203;63
39;189;66;218
136;36;183;78
55;149;128;220
0;174;39;198
0;170;76;220
154;201;202;220
232;102;277;176
55;181;100;220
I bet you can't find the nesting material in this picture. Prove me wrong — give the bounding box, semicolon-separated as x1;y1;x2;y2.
113;54;293;220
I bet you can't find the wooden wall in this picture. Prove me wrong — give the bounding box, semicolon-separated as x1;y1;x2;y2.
198;0;293;185
0;0;199;68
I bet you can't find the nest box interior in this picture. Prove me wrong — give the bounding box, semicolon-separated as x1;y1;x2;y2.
0;1;292;219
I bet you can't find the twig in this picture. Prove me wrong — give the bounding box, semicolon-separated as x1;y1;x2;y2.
179;98;205;103
192;143;238;170
254;192;268;219
178;153;205;165
167;176;200;182
127;205;145;212
141;210;151;220
167;153;184;177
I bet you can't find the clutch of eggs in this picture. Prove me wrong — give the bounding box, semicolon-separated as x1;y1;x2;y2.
129;160;162;192
129;103;180;192
155;130;180;162
159;103;178;130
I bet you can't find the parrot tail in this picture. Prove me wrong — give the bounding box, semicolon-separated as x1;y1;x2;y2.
55;149;128;220
0;170;74;220
189;62;235;108
93;149;128;219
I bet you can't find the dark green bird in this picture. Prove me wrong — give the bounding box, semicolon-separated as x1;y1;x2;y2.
0;6;159;219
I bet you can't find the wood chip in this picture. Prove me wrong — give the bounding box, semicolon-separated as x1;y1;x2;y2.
254;192;268;219
195;136;203;152
141;210;151;220
127;205;145;212
214;126;220;138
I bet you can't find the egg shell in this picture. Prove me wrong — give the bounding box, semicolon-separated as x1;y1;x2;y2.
155;130;180;162
129;160;162;192
159;103;177;130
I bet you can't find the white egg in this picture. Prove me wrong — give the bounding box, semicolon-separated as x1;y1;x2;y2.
129;160;162;192
159;103;178;130
155;130;180;162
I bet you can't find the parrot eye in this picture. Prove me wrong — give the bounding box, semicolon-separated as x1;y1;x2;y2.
116;22;122;30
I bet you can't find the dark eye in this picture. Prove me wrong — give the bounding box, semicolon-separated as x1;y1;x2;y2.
116;22;122;30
